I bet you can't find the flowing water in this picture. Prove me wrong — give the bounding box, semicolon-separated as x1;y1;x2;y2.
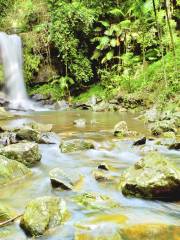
0;110;180;240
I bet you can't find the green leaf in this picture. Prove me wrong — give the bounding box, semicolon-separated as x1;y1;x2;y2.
109;8;124;17
91;50;101;60
99;20;110;28
110;39;117;47
106;50;114;60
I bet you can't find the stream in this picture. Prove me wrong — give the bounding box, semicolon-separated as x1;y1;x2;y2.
0;110;180;240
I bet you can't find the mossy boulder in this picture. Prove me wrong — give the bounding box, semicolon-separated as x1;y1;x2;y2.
114;121;138;138
149;120;177;136
20;196;67;236
16;127;40;142
60;139;95;153
120;152;180;200
0;142;41;167
49;168;82;190
0;155;31;185
93;170;114;182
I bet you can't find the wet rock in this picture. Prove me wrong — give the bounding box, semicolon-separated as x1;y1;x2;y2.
0;142;41;167
169;142;180;150
16;127;40;142
120;152;180;200
93;170;114;182
0;155;31;185
0;203;16;222
92;101;110;112
31;93;50;101
54;100;69;110
75;223;180;240
144;106;159;123
149;120;177;136
162;131;176;138
0;107;13;120
49;168;82;190
60;139;95;153
133;137;146;146
73;193;119;210
114;121;138;137
38;132;59;144
73;119;86;128
72;102;91;110
98;163;109;171
0;132;17;146
20;196;67;236
24;122;53;132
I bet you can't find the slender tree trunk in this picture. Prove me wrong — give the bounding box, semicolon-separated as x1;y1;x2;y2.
164;0;176;57
152;0;167;86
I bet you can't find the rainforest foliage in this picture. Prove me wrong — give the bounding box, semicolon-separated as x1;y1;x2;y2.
0;0;179;104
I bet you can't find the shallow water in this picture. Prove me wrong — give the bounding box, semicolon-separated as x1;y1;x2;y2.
0;110;180;240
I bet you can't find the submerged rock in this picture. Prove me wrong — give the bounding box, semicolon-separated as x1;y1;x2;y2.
0;107;13;120
60;139;95;153
120;152;180;200
73;119;86;128
20;196;67;236
0;155;31;185
75;223;180;240
49;168;82;190
114;121;137;138
0;142;41;167
73;193;119;210
169;142;180;150
24;122;53;132
98;163;110;171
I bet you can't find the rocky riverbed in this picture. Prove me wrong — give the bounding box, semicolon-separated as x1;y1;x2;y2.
0;108;179;239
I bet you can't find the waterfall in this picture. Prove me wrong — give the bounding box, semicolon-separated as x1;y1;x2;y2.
0;32;32;109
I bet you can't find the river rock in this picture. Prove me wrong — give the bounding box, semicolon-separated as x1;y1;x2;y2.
16;127;40;142
60;139;95;153
93;170;114;182
75;223;180;240
133;137;146;146
73;193;119;210
114;121;138;137
98;163;110;171
120;152;180;200
0;107;13;120
0;132;17;145
0;155;31;185
49;168;82;190
0;142;41;167
31;93;50;101
149;120;177;136
24;122;53;132
20;196;67;236
73;119;86;127
38;132;59;144
169;142;180;150
54;100;69;110
0;203;16;222
92;101;110;112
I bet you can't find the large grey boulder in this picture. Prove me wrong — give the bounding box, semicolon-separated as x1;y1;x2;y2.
0;142;41;167
120;152;180;200
0;155;31;185
20;196;67;236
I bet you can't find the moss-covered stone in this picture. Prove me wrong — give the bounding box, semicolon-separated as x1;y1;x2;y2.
0;203;16;222
93;170;114;182
16;127;40;142
20;196;67;236
0;107;13;120
60;139;95;153
0;142;41;167
149;120;177;136
120;152;180;200
114;121;138;138
0;155;31;185
73;193;119;210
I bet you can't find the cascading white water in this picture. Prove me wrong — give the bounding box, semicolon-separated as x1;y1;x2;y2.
0;32;33;109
